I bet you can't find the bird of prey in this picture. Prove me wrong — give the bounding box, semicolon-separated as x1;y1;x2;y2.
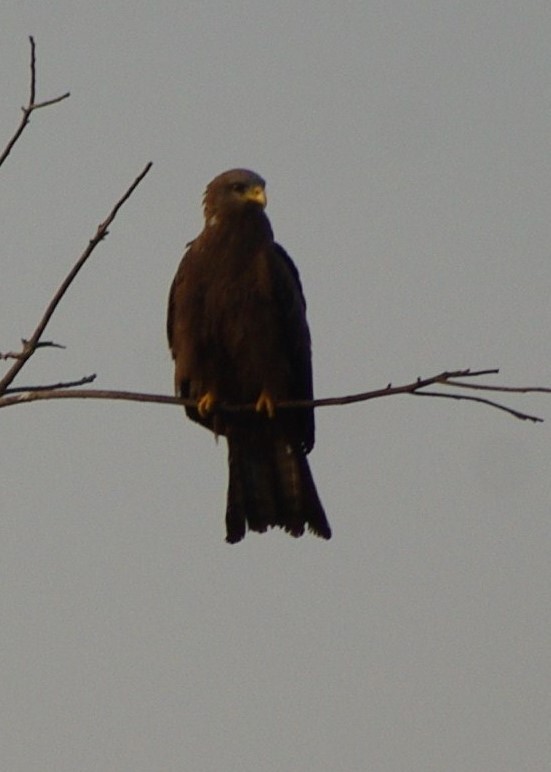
167;169;331;543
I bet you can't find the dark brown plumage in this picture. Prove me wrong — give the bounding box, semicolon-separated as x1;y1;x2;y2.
167;169;331;543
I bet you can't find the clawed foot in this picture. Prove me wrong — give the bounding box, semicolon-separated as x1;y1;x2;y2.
197;391;217;417
255;389;276;418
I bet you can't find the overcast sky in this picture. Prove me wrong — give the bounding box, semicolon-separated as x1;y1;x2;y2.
1;3;550;771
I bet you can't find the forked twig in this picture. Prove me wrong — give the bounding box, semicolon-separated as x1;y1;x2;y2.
0;36;70;170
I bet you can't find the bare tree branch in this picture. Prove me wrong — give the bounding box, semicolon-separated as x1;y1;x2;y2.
0;36;70;170
0;162;152;394
0;369;546;423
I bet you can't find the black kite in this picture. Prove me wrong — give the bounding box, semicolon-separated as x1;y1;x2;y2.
167;169;331;543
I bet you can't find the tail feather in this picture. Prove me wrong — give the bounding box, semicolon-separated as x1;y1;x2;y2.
226;434;279;541
225;429;331;543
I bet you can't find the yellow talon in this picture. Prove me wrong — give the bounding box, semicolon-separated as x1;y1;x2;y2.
197;391;216;417
255;390;276;418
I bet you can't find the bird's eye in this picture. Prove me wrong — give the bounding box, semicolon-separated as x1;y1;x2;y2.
230;183;246;193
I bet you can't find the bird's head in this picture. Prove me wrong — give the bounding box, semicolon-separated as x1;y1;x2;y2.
203;169;267;225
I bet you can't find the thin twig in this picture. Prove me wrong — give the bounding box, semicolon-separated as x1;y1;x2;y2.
5;374;96;394
414;390;543;423
0;36;70;170
445;379;551;394
31;94;72;110
34;340;66;350
0;162;152;395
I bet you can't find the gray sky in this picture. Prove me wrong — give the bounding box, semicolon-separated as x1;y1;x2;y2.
1;2;550;770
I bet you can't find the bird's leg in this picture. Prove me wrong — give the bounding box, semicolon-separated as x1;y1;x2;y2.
197;390;217;417
255;389;276;418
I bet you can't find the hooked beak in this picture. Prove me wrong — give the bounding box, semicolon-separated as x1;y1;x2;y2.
244;185;267;208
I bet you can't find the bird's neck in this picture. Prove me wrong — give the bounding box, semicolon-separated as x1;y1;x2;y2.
207;207;273;250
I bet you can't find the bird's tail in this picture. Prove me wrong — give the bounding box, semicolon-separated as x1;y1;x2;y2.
225;428;331;544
